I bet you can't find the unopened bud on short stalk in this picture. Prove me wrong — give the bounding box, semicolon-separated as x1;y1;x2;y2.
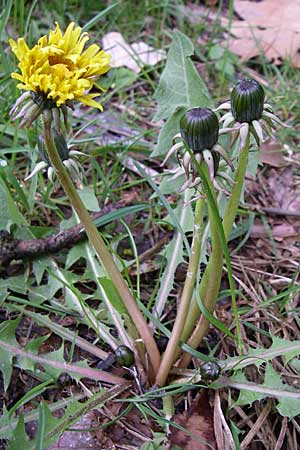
180;108;219;152
231;79;265;124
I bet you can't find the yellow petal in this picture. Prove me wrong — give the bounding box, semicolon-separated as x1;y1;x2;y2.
77;94;104;110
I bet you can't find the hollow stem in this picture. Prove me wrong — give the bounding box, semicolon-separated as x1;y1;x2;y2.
42;111;160;375
179;134;250;367
155;199;205;386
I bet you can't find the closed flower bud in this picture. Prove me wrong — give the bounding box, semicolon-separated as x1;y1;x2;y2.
180;108;219;153
231;79;265;123
52;129;70;161
115;345;134;367
38;130;69;163
199;361;221;381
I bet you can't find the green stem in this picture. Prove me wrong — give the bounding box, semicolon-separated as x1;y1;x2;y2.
179;135;250;367
155;199;205;386
42;112;160;375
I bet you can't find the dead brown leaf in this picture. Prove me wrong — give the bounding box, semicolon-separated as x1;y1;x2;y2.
250;222;298;239
228;0;300;65
47;411;102;449
260;141;288;168
102;32;166;73
267;168;300;212
167;391;216;450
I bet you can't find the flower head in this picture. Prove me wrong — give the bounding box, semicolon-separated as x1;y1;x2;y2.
10;22;110;127
216;78;289;150
162;108;234;192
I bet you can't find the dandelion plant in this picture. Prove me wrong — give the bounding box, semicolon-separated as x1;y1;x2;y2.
9;22;160;376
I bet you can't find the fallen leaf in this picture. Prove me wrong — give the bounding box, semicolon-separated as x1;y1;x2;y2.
168;391;216;450
267;168;300;212
260;141;288;168
228;0;300;65
47;411;101;450
250;223;298;239
103;32;166;73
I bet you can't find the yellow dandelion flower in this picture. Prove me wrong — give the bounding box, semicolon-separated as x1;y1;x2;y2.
9;22;110;111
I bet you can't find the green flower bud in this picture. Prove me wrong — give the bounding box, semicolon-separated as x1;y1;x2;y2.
115;345;134;367
199;361;221;381
231;79;265;123
52;129;69;161
38;129;69;164
180;108;219;153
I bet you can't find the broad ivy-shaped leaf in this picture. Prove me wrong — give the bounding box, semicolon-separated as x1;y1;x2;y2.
152;31;211;157
0;317;22;391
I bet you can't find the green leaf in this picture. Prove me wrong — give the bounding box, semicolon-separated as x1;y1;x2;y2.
230;364;300;418
35;345;91;383
0;274;28;295
152;107;186;157
0;317;21;391
38;345;67;380
233;371;265;406
78;186;100;212
163;195;194;233
35;402;46;450
157;172;186;195
195;290;235;339
247;146;261;177
277;394;300;418
32;258;48;285
154;31;211;121
264;364;300;418
0;179;26;231
223;335;300;371
153;191;193;318
272;336;300;364
98;277;127;315
0;405;12;439
66;242;86;268
7;414;29;450
208;44;224;60
16;335;50;372
153;31;211;157
9;386;127;449
111;67;138;89
28;272;62;304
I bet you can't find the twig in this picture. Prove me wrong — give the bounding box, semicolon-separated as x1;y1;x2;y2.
0;199;129;268
242;202;300;219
